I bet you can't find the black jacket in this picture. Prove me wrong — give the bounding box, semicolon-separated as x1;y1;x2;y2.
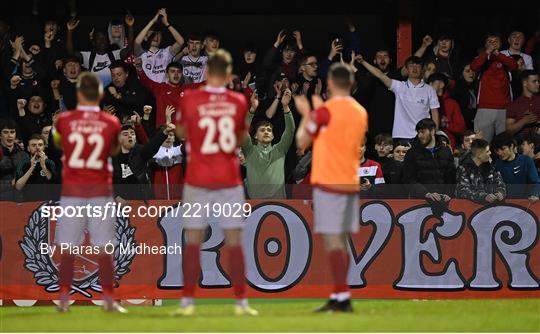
401;138;456;198
113;130;167;200
0;144;28;201
102;76;151;121
456;155;506;204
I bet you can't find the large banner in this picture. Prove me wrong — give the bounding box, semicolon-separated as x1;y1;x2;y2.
1;199;539;301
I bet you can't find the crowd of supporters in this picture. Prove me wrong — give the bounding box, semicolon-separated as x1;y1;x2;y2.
1;8;540;205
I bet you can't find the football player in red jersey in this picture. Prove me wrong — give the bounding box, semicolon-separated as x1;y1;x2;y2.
53;72;126;313
173;49;257;316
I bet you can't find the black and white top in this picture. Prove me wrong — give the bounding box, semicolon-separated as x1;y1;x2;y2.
179;54;208;83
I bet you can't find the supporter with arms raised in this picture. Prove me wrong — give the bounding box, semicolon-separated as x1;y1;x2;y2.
134;8;185;83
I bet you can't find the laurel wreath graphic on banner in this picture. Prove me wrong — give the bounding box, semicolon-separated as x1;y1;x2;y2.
18;201;137;298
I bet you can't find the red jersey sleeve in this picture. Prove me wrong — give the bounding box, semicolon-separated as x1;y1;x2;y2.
375;161;385;184
306;106;331;136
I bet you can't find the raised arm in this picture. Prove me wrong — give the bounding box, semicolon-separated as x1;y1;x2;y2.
294;95;324;151
265;82;282;119
292;30;304;52
15;157;36;190
120;13;135;60
159;8;185;56
66;19;79;56
414;35;433;58
263;30;286;70
134;10;161;56
275;89;295;154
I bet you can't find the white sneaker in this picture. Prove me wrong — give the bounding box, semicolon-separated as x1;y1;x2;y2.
103;301;128;314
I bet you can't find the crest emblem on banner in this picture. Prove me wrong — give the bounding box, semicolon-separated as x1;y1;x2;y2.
18;201;137;297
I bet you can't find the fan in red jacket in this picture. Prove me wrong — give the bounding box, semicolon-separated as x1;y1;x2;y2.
427;73;465;150
470;34;517;142
135;59;205;128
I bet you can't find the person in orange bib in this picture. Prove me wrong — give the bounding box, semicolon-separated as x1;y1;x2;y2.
295;63;368;313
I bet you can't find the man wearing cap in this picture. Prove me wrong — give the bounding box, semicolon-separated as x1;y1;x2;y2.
401;118;456;204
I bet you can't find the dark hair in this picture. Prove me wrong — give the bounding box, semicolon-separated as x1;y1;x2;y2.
109;60;128;72
166;61;183;72
204;29;220;41
63;55;81;67
374;48;391;56
462;130;475;139
484;33;502;41
415;118;436;131
27;133;44;144
255;120;273;131
282;42;298;52
437;33;454;41
510;54;523;62
394;140;411;148
374;133;393;146
0;118;17;131
470;138;489;153
300;53;317;65
520;70;539;83
328;63;354;89
243;42;257;53
521;133;540;154
76;72;103;102
491;132;516;151
93;30;108;40
207;49;233;77
187;34;203;42
404;56;423;66
121;124;135;132
426;72;449;86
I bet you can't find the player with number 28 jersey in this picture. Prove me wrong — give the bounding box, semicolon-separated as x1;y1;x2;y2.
176;86;248;188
